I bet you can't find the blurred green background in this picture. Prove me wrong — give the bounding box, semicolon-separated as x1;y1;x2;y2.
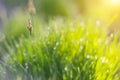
0;0;120;80
1;0;120;27
2;0;120;18
1;0;120;38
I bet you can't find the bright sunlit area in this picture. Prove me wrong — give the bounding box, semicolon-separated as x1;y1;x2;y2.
0;0;120;80
110;0;120;4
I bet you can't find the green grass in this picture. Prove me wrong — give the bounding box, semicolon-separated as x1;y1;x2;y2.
1;18;120;80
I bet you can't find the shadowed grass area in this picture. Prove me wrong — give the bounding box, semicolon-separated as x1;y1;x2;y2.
1;18;120;80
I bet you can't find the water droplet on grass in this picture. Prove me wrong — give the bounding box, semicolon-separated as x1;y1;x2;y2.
105;39;109;44
110;33;114;38
98;38;102;43
64;66;68;71
16;44;19;48
96;20;100;26
47;26;50;31
101;57;109;63
80;38;84;42
80;45;84;50
25;63;29;70
110;64;112;68
23;53;27;57
56;42;59;46
95;55;98;59
87;55;91;59
106;70;110;73
91;62;94;65
47;41;50;45
53;47;56;50
80;22;85;26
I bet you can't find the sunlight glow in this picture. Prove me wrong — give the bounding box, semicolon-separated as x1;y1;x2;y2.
110;0;120;5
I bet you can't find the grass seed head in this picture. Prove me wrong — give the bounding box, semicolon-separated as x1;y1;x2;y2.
27;18;32;35
27;0;36;14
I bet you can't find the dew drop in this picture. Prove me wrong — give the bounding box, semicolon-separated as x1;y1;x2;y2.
64;66;68;71
80;45;84;50
53;47;56;50
87;55;91;59
56;42;59;46
96;20;100;26
101;57;108;63
110;33;114;38
80;38;84;42
80;22;85;26
95;55;98;59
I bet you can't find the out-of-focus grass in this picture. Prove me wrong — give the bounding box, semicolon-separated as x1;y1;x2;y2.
3;11;43;40
1;18;120;80
4;0;74;18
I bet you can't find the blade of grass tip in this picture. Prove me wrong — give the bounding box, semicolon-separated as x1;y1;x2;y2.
3;41;14;55
112;61;120;79
0;60;8;68
43;41;50;56
29;14;34;36
104;15;117;29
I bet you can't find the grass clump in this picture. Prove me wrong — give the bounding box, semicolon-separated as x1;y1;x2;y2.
3;18;120;80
